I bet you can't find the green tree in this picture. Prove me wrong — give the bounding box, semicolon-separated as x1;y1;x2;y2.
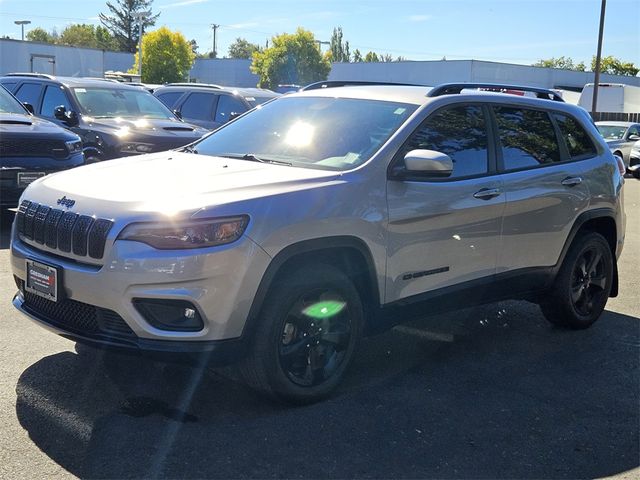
364;51;379;62
131;26;195;83
329;27;350;62
251;28;331;89
532;56;586;71
99;0;159;53
352;49;363;62
228;37;261;59
26;27;56;44
95;25;119;50
59;24;98;48
591;55;639;76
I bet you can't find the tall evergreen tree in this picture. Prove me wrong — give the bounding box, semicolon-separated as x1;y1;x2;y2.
329;27;350;62
99;0;159;53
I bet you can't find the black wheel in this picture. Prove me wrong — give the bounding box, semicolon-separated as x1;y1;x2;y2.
239;263;363;404
541;232;613;329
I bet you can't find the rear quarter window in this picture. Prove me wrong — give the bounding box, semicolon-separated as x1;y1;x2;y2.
156;91;183;108
552;113;597;160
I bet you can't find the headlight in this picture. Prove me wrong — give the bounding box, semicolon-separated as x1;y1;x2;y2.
120;142;154;154
117;216;249;249
65;139;82;154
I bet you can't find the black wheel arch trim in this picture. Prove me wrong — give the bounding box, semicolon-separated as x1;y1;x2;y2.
242;236;381;341
555;207;619;297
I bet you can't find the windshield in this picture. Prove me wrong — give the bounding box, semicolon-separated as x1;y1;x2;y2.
597;125;628;140
192;96;416;170
72;87;175;119
245;96;276;108
0;86;29;115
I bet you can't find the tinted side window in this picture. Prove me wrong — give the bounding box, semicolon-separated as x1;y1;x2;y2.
553;113;597;160
15;82;42;107
628;125;640;137
156;92;183;108
41;85;71;117
400;105;488;178
494;107;561;170
215;95;247;123
180;92;216;121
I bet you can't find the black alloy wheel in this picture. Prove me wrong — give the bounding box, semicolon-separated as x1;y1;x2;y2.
569;246;609;317
239;263;363;404
541;232;613;329
278;289;352;387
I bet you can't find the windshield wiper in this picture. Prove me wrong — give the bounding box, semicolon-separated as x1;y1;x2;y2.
182;145;199;154
218;153;292;166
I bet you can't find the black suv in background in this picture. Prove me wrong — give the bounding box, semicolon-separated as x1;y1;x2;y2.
153;83;279;130
0;74;208;162
0;85;84;207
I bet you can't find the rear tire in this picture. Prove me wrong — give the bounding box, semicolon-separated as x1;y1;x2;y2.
540;232;613;329
238;263;363;404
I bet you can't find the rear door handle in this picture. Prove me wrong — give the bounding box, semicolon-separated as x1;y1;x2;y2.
561;176;583;187
473;188;501;200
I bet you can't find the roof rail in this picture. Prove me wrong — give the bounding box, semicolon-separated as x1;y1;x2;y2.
4;72;56;80
427;83;565;102
165;82;223;89
302;80;425;91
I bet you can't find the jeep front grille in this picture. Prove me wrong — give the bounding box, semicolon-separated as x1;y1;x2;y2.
0;138;68;158
16;200;113;260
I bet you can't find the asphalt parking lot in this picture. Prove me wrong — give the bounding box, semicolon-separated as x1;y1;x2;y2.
0;180;638;480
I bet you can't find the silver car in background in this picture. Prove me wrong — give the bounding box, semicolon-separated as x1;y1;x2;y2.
596;121;640;169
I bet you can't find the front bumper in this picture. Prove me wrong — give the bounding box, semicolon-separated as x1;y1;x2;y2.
11;231;272;349
12;292;248;364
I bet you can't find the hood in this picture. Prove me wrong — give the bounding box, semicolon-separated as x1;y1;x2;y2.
82;115;207;139
0;113;78;140
23;151;341;218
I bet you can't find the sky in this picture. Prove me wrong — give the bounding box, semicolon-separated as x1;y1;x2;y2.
0;0;638;67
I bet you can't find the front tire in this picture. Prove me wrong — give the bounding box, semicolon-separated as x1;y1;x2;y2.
239;264;363;404
541;232;613;329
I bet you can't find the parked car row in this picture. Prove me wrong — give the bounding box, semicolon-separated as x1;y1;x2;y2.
0;74;282;207
0;85;84;207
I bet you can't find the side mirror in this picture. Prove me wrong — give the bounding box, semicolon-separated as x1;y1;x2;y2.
22;102;34;114
403;149;453;178
54;105;79;127
628;134;640;141
173;109;183;120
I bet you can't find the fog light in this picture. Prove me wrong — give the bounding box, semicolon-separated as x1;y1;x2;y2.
133;298;204;332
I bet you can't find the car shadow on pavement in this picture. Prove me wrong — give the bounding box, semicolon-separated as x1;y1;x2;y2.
15;303;640;479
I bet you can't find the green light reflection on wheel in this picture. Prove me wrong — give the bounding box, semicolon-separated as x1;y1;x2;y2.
302;300;346;319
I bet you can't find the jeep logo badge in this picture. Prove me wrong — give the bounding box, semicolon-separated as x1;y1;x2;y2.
56;196;76;209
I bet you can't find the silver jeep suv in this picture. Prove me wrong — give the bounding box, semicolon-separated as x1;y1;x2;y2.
10;82;626;403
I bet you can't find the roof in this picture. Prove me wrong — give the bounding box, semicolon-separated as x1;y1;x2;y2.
1;74;146;90
155;83;278;98
595;121;639;127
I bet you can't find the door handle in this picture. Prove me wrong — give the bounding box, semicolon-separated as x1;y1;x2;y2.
473;188;501;200
561;176;583;187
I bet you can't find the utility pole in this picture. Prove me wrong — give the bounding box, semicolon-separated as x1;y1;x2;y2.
591;0;606;118
211;24;219;58
134;11;151;77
